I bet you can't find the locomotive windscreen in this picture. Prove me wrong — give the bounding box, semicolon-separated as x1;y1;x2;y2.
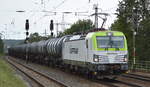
96;36;124;48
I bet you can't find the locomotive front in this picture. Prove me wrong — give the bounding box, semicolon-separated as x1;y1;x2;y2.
87;31;128;76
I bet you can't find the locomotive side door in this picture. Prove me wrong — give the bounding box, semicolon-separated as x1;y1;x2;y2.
85;39;89;65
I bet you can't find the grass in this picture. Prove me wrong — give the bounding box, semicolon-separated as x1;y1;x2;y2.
0;57;27;87
0;53;4;56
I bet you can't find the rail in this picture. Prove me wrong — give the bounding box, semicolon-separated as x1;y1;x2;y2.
6;57;68;87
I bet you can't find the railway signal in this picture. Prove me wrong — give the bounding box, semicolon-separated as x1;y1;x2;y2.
50;20;54;31
25;19;29;31
26;32;29;36
25;19;30;43
25;19;30;64
51;32;53;37
50;20;54;37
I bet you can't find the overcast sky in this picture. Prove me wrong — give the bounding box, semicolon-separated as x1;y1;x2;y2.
0;0;121;39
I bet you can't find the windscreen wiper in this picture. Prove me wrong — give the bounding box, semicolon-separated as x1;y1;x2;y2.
110;41;119;51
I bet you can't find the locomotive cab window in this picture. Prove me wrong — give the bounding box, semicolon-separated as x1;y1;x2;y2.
96;36;124;48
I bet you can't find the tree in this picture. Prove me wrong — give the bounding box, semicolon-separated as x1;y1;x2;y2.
134;0;150;61
28;32;50;43
62;19;94;35
136;18;150;61
111;0;150;61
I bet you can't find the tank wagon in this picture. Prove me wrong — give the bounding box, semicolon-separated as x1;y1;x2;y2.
8;30;128;78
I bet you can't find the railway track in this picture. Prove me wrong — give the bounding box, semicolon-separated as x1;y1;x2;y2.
113;73;150;87
126;73;150;80
92;71;150;87
122;74;150;82
5;56;150;87
93;74;150;87
6;57;68;87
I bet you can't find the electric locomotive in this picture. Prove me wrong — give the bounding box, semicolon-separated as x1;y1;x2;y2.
62;30;128;77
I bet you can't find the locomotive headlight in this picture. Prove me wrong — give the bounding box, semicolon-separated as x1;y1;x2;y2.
124;58;128;62
93;54;99;62
124;55;128;62
119;55;128;62
93;57;99;62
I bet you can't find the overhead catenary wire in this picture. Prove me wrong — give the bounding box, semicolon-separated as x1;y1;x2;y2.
52;0;68;11
30;0;69;27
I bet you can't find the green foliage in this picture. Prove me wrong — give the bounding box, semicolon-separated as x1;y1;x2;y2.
28;32;50;43
111;0;150;61
136;18;150;61
62;19;94;35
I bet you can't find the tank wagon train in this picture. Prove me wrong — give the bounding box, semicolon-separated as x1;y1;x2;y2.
8;30;128;78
